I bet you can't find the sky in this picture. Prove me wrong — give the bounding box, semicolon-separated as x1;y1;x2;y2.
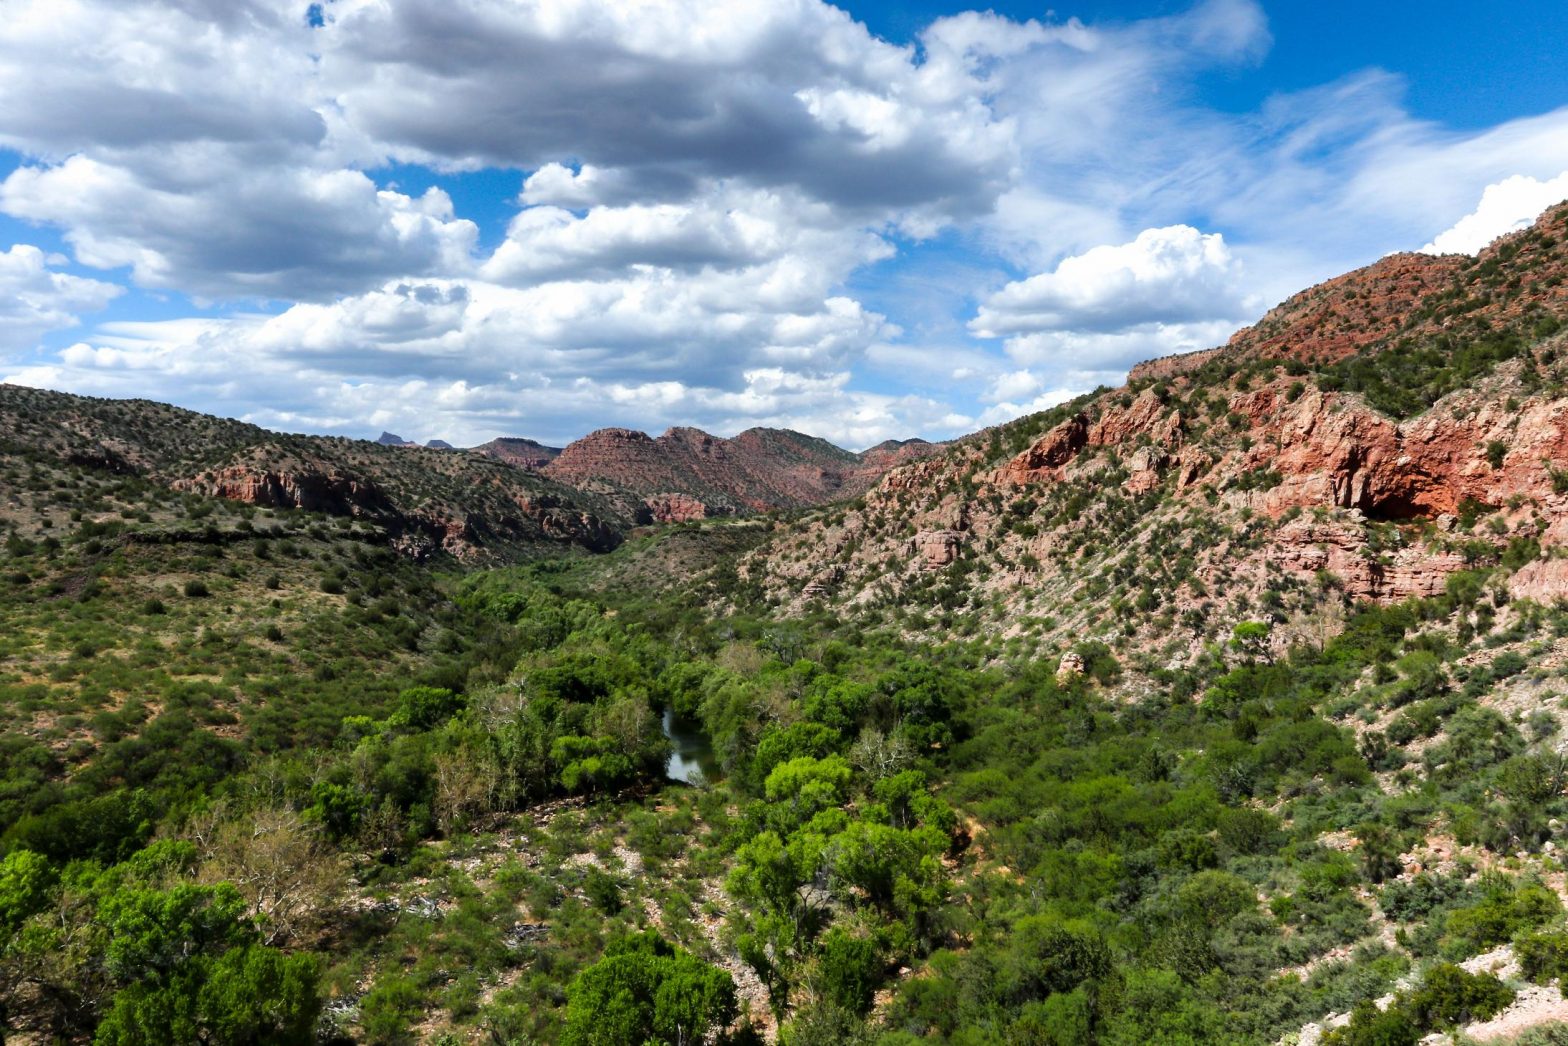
2;1;1567;449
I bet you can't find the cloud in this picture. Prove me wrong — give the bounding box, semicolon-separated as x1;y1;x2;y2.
8;0;1568;446
482;184;890;288
972;226;1250;337
0;244;121;353
6;304;953;448
0;155;479;302
3;268;917;446
1420;172;1568;255
0;0;322;160
321;0;1017;225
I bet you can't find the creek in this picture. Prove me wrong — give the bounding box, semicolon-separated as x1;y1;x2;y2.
662;706;721;785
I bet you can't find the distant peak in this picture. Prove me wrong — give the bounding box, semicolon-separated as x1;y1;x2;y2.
661;426;720;444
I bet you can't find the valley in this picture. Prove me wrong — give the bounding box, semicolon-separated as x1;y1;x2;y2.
7;206;1568;1046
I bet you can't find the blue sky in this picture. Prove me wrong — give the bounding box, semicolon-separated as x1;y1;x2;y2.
1;0;1567;448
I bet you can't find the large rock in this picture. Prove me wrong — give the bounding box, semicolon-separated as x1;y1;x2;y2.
913;530;962;569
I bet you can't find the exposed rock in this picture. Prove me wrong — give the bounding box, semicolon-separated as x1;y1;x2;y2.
1125;445;1168;494
1509;559;1568;603
1269;513;1468;602
1057;652;1086;680
175;465;395;517
1000;414;1088;484
641;493;708;524
471;436;564;470
1003;392;1186;488
1175;447;1213;488
913;529;962;569
1090;388;1179;446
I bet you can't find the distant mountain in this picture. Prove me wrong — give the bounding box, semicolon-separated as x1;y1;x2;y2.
0;388;941;560
537;425;944;522
471;436;563;470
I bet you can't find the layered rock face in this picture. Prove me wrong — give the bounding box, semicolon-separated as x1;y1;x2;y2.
988;372;1568;604
174;465;395;517
1003;379;1568;528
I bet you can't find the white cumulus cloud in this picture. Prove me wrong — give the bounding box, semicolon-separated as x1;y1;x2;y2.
972;225;1249;337
0;244;122;353
7;0;1568;446
1420;172;1568;255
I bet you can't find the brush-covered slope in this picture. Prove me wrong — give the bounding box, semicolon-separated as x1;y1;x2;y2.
740;202;1568;662
0;384;624;561
539;424;943;522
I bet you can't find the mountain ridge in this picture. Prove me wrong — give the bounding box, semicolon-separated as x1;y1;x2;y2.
738;200;1568;661
0;385;942;558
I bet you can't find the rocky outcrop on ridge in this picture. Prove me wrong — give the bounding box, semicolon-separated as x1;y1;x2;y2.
471;437;563;470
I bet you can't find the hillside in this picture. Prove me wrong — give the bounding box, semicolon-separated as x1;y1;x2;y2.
534;425;943;522
0;384;624;561
740;203;1568;659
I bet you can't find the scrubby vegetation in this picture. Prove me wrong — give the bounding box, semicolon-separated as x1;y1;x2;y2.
10;462;1568;1044
8;209;1568;1042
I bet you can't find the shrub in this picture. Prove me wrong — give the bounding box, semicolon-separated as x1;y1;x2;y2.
1405;963;1513;1027
1517;930;1568;986
818;928;881;1017
359;974;423;1045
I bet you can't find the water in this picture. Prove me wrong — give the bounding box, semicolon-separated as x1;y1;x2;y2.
662;707;720;785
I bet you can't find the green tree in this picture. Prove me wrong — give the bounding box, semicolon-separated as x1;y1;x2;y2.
817;928;881;1016
562;932;737;1046
0;849;55;931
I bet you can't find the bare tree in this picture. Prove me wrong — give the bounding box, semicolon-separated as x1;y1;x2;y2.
849;726;912;783
190;803;342;946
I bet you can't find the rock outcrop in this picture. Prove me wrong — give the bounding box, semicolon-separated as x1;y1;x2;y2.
641;493;709;524
913;530;962;569
175;465;395;517
173;454;621;561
